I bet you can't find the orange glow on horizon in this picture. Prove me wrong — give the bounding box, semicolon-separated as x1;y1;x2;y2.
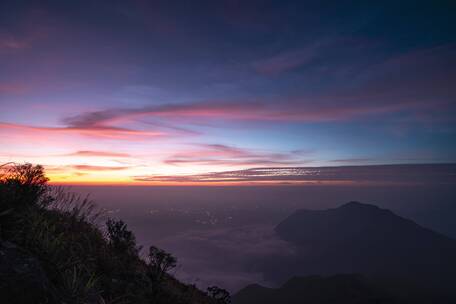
48;176;415;187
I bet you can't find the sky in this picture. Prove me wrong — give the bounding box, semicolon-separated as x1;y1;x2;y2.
1;0;456;184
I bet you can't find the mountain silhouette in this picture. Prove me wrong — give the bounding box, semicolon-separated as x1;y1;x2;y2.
233;274;399;304
264;202;456;295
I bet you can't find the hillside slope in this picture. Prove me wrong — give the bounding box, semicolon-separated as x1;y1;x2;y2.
0;164;222;304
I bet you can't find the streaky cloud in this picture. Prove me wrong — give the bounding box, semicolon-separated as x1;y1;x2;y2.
134;164;456;185
71;165;131;171
164;144;308;167
0;122;165;140
65;150;132;157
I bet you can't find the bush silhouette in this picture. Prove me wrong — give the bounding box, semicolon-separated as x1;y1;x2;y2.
0;163;51;210
106;218;141;257
207;286;231;304
147;245;177;283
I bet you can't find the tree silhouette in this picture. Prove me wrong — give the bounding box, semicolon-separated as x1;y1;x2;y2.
106;218;140;257
147;245;177;282
0;163;52;210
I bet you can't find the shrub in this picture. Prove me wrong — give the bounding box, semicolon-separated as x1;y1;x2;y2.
0;163;52;239
207;286;231;304
106;218;141;258
147;246;177;283
0;163;52;210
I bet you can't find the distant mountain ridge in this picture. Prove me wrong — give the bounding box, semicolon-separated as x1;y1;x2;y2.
263;202;456;293
276;201;455;245
235;202;456;303
233;274;398;304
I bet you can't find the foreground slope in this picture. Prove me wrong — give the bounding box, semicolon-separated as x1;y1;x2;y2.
0;164;221;304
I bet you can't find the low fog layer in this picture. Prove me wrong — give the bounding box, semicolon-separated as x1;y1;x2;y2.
156;225;296;291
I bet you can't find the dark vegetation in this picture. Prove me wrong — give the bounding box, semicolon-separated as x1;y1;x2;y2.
0;163;230;304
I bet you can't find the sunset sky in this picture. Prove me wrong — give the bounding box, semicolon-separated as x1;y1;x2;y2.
1;0;455;184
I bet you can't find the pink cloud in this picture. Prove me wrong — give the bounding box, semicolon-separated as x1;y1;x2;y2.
63;96;439;129
0;122;164;140
3;44;453;144
1;89;447;145
0;37;29;49
0;83;29;94
71;165;130;171
50;43;456;132
65;151;131;157
0;10;51;52
164;144;308;167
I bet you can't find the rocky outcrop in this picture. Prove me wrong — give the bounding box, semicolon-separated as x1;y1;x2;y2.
0;241;53;304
